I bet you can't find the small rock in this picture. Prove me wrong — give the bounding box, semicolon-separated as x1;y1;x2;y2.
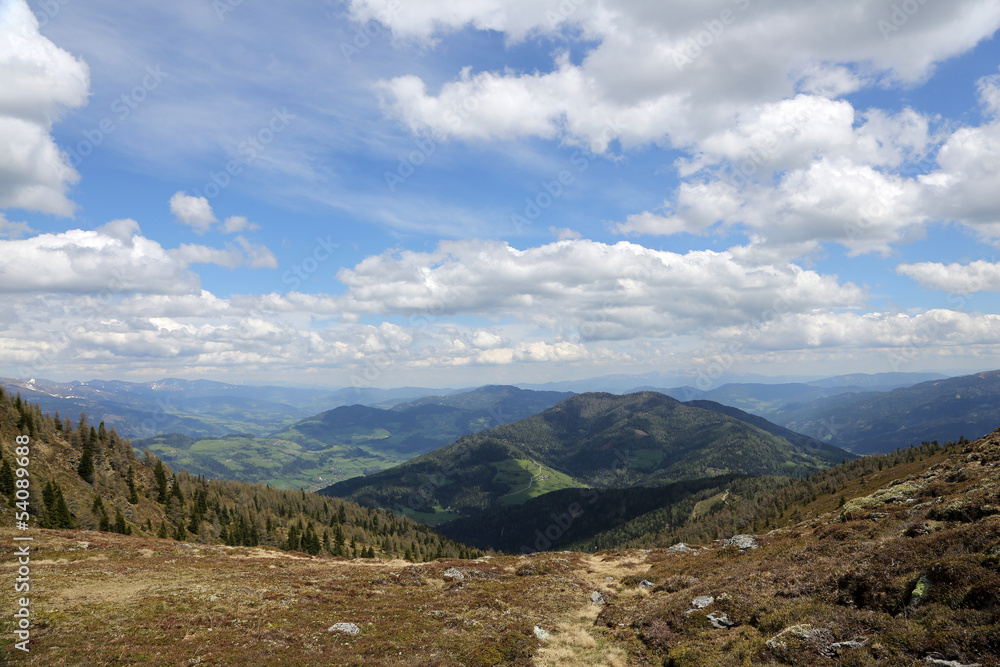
442;567;465;582
327;623;360;635
722;534;758;551
691;595;715;609
822;638;869;657
590;591;606;605
909;574;932;608
606;576;615;581
667;542;695;553
76;541;89;550
533;626;550;641
707;611;734;629
639;580;655;588
766;624;835;658
924;658;982;667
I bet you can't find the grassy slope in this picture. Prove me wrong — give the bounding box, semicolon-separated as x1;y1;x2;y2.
4;427;1000;665
319;392;851;523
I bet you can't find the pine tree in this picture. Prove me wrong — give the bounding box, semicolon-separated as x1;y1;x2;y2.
0;458;14;497
113;510;131;535
127;466;139;504
77;447;95;484
158;521;169;539
154;461;168;503
170;474;184;503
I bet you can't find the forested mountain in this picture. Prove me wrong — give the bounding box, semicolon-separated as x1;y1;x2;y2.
0;387;478;562
318;392;852;524
773;369;1000;453
135;385;574;491
0;377;447;439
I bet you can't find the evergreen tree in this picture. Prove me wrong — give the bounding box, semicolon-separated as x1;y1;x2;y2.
113;509;131;535
154;460;168;503
158;521;169;539
127;466;139;504
0;458;14;497
77;447;95;484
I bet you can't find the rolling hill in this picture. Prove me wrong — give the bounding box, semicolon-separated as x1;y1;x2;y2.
773;369;1000;453
318;392;853;524
135;385;574;490
0;377;450;439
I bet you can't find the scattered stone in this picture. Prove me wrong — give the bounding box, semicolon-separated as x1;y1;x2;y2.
909;574;932;608
706;611;734;629
691;595;715;609
639;580;655;588
533;626;550;641
667;542;695;553
822;638;869;657
606;576;615;581
441;567;466;582
328;623;360;635
924;657;982;667
766;624;835;660
867;512;888;520
76;541;89;550
590;591;606;606
722;535;758;551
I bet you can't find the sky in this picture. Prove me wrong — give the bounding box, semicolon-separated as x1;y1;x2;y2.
1;0;1000;389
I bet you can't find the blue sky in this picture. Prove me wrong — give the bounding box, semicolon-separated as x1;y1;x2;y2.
2;0;1000;388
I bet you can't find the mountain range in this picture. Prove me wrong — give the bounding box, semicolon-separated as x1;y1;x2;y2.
318;392;853;524
134;385;574;489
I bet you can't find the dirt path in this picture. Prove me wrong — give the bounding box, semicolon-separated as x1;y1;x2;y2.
533;553;651;666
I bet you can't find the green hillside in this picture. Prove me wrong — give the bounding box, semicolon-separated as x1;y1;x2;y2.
775;369;1000;453
318;392;852;523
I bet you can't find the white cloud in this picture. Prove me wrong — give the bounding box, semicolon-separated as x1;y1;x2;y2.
169;191;217;234
897;260;1000;294
0;221;276;295
172;236;277;270
360;0;1000;150
334;238;866;339
0;0;90;215
221;215;258;233
0;212;32;238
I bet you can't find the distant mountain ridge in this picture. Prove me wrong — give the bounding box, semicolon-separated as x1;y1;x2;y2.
135;385;574;490
319;391;853;523
774;369;1000;454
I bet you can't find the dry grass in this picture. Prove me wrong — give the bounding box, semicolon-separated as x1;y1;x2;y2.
3;430;1000;666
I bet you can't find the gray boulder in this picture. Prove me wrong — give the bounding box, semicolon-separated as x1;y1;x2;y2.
328;623;361;635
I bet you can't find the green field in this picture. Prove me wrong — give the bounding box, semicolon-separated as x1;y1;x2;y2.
140;435;401;491
492;459;582;506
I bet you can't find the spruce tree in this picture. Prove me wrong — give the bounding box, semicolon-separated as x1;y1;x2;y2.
127;466;139;504
0;458;14;497
77;447;95;484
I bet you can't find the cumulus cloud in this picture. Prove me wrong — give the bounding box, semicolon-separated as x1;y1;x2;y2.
169;191;217;234
0;212;32;238
221;215;259;234
334;239;866;340
0;221;277;294
897;260;1000;294
0;0;90;215
358;0;1000;150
